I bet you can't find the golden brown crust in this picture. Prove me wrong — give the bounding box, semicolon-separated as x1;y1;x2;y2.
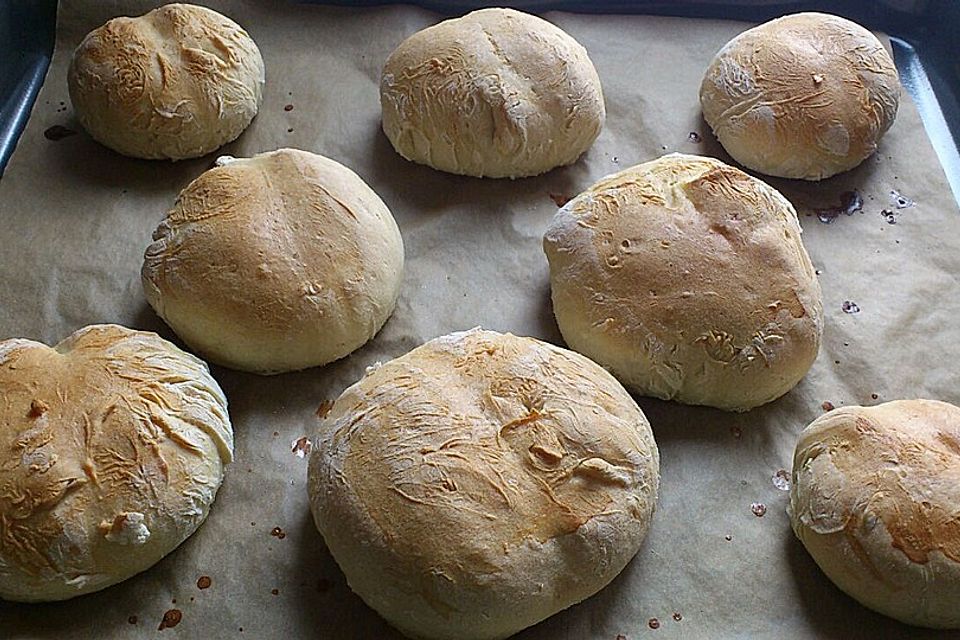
699;12;899;180
381;8;604;178
68;3;264;160
790;400;960;628
141;148;405;374
0;324;232;602
309;329;659;640
543;153;822;412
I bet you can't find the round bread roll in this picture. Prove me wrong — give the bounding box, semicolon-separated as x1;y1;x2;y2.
789;400;960;628
0;324;232;602
142;148;404;374
380;8;605;178
543;153;822;412
308;328;659;640
68;3;264;160
699;12;899;180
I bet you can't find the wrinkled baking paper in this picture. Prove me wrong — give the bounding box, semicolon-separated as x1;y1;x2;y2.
1;1;958;638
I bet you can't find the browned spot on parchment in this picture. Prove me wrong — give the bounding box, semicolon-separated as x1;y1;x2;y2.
549;193;572;207
291;436;312;458
158;609;182;630
814;190;863;224
43;125;77;141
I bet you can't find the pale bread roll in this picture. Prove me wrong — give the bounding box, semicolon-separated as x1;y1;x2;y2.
380;8;605;178
790;400;960;628
68;3;264;160
699;12;899;180
142;148;404;374
0;324;232;602
543;153;822;412
308;328;659;640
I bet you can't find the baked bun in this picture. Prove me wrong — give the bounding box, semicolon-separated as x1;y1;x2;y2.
0;324;232;602
790;400;960;628
68;3;264;160
308;328;659;640
380;8;605;178
699;12;899;180
142;148;404;374
543;153;822;412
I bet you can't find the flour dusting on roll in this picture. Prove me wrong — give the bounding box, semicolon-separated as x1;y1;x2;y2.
142;148;404;374
68;3;264;160
543;153;822;411
308;328;659;640
700;12;899;180
790;400;960;628
0;324;232;602
381;8;605;178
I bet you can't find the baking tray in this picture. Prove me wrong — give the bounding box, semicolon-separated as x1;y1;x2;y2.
1;2;959;639
1;0;958;204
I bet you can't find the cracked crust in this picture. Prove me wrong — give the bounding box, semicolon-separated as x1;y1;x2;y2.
699;12;899;180
0;324;232;602
308;328;659;640
543;153;822;412
790;400;960;629
141;148;405;374
67;3;264;160
380;8;604;178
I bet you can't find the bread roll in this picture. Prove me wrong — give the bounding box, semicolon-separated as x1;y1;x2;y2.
380;8;604;178
68;3;264;160
142;148;404;374
0;324;232;602
790;400;960;628
699;12;899;180
308;328;659;640
543;153;822;412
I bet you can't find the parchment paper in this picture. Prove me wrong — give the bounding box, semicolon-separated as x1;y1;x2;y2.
2;2;959;638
